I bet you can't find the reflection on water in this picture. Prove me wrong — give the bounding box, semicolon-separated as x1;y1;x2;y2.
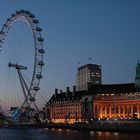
0;128;139;140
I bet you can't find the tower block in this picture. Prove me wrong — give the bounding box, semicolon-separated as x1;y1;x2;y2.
135;60;140;89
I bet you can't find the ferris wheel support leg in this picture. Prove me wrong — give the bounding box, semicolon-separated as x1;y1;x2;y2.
17;68;30;107
32;101;39;113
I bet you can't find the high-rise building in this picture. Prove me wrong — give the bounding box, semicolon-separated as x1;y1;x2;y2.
135;60;140;89
76;64;102;91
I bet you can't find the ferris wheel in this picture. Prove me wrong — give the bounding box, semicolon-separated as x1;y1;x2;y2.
0;10;45;118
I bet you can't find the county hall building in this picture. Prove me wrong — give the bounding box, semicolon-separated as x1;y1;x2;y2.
46;62;140;124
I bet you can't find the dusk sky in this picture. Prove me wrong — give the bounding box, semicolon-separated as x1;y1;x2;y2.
0;0;140;105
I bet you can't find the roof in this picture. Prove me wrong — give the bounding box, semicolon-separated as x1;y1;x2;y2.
88;83;137;94
78;64;101;71
47;83;139;104
48;90;87;104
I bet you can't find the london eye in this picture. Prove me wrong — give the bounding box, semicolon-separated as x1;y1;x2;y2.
0;10;45;121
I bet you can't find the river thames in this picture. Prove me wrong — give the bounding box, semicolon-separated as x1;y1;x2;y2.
0;128;140;140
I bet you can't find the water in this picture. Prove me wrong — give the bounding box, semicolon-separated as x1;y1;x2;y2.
0;128;139;140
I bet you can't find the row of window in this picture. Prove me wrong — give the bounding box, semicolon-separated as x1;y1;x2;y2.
94;104;139;114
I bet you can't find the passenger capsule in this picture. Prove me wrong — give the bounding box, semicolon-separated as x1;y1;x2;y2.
36;74;43;79
33;19;39;24
33;86;40;91
25;10;31;15
20;10;25;13
36;27;42;32
38;61;45;66
3;24;8;28
11;14;15;17
29;14;35;18
7;18;11;21
38;37;44;42
16;11;21;14
38;49;45;54
0;31;5;35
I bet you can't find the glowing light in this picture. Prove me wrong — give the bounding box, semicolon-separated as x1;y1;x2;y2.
114;132;119;136
90;131;94;136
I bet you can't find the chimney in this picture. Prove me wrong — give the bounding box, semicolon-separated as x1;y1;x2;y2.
55;88;58;94
67;87;70;92
72;86;76;96
66;87;70;97
54;88;58;98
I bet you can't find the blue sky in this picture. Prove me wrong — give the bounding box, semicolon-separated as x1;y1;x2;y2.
0;0;140;104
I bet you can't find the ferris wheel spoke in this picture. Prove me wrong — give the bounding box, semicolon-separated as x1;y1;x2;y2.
0;65;25;111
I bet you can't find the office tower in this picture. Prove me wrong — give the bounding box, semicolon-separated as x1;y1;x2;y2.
135;60;140;89
76;64;102;91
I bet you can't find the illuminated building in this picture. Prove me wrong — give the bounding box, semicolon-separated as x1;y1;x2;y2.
90;83;139;119
76;64;102;91
91;61;140;120
46;87;85;124
46;62;140;123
